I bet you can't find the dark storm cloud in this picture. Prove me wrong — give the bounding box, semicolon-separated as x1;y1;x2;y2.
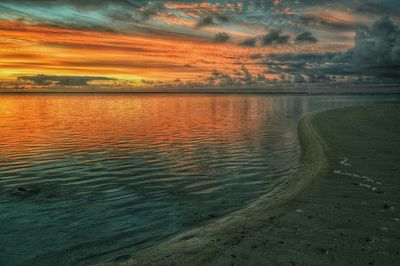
295;31;318;43
354;16;400;68
261;30;290;46
17;75;115;86
196;15;215;28
214;32;230;43
240;37;257;47
215;13;229;23
352;16;400;79
254;17;400;82
261;50;356;80
195;13;230;28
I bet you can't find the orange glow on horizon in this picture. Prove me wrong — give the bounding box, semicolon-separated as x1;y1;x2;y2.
0;20;352;86
0;95;273;153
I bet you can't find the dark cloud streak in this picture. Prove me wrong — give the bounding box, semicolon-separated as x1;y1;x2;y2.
214;32;230;43
261;29;290;46
17;75;115;86
240;37;257;47
295;31;318;43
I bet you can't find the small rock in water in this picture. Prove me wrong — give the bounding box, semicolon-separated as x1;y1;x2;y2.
14;187;40;196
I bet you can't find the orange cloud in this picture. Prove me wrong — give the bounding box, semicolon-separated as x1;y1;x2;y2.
0;20;352;87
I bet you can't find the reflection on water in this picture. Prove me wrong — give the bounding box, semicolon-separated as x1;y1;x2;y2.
0;94;398;265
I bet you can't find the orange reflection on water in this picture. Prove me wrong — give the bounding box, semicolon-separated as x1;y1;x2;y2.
0;94;277;159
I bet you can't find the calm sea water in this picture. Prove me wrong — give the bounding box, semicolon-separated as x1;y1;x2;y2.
0;94;398;265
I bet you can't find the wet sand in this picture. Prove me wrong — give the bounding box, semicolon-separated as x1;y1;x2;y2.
110;104;400;265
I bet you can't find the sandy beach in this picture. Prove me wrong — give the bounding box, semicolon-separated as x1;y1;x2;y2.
104;104;400;266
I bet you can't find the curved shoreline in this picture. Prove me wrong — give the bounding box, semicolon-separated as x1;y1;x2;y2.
104;111;327;265
111;104;400;265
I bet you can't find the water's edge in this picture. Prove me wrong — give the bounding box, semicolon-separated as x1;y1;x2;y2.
102;109;328;265
2;95;398;265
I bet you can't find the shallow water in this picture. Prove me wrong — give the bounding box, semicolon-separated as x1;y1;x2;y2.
0;94;398;265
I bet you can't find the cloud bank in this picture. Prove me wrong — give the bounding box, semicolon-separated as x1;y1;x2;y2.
0;1;399;91
17;75;115;86
354;16;400;69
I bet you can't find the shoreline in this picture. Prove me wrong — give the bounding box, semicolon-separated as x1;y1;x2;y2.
1;91;400;95
106;104;400;265
1;83;400;95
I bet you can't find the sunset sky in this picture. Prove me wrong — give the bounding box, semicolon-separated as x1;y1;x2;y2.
0;0;400;91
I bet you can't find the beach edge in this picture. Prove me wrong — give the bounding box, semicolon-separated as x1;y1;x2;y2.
110;104;400;265
105;110;328;265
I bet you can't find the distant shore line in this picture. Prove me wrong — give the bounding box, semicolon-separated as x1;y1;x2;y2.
1;82;400;95
1;91;400;95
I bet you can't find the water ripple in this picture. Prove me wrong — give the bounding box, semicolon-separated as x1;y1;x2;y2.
0;94;398;266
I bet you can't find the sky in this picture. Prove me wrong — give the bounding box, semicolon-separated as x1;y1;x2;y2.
0;0;400;91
